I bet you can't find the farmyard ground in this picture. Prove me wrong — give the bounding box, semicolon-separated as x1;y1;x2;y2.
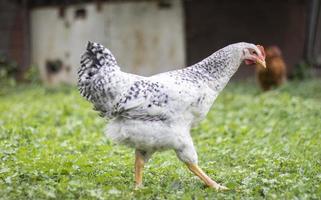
0;80;321;199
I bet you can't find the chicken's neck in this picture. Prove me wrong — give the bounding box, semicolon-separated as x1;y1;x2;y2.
185;46;242;92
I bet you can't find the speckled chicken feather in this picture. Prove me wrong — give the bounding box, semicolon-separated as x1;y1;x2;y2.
78;41;262;163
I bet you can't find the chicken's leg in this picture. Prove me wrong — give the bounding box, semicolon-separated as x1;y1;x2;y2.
186;163;228;190
135;150;145;188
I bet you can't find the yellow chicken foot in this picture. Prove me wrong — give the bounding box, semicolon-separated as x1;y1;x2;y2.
186;163;228;191
135;150;145;188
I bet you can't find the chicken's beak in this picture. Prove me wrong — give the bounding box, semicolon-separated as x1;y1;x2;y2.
256;59;266;68
255;45;266;68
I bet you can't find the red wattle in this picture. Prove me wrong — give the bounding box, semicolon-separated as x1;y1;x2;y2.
245;59;255;65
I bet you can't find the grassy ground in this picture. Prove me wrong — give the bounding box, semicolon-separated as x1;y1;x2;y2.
0;79;321;199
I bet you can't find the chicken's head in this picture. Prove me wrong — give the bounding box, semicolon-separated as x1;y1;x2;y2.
242;44;266;68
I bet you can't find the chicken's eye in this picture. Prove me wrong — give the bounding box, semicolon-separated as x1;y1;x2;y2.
251;50;258;56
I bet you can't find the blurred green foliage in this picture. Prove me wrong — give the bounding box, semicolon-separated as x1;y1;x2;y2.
0;80;320;199
0;55;41;86
24;65;41;84
0;55;18;86
291;61;312;80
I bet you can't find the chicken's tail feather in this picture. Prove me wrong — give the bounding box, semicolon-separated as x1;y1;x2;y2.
79;41;120;78
78;41;120;102
86;41;118;68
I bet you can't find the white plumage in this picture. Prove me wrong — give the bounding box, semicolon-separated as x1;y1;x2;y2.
78;41;266;189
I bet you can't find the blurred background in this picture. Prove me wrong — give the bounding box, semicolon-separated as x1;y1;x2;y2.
0;0;320;85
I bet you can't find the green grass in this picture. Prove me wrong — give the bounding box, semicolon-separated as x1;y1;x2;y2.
0;79;321;199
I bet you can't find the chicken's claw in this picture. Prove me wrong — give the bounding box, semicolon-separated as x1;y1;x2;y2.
211;184;229;191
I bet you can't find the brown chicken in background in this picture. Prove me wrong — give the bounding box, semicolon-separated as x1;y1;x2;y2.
256;46;287;91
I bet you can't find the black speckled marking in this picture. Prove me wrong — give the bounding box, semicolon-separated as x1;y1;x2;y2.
119;80;169;108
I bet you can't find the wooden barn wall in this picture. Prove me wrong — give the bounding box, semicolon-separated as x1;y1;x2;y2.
30;1;185;85
312;2;321;66
184;0;307;79
0;0;29;80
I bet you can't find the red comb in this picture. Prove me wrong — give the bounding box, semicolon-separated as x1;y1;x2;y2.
256;45;266;59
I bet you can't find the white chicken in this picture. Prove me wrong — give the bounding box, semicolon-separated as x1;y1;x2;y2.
78;42;266;190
